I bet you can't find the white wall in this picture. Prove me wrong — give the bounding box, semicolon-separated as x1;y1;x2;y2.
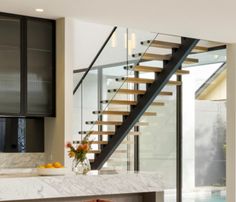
44;18;74;167
70;20;112;70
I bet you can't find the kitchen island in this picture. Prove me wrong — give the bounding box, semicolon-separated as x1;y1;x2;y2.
0;170;164;202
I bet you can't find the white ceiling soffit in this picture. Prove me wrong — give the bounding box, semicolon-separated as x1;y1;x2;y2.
0;0;234;43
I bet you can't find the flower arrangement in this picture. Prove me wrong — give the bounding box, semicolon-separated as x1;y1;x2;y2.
66;138;92;162
66;133;92;174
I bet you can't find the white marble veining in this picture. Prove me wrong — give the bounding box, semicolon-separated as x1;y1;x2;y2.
0;153;45;168
0;172;164;201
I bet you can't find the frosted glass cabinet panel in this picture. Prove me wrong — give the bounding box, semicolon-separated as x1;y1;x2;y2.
0;16;21;114
0;13;55;117
27;20;55;115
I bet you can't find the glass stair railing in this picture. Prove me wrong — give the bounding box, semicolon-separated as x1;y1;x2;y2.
73;27;226;172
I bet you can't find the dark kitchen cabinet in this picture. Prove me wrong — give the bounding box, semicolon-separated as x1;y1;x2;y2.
0;117;44;152
0;13;55;117
0;15;21;114
27;19;55;116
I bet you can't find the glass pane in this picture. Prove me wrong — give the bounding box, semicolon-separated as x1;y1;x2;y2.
182;60;226;200
0;16;21;113
139;81;177;201
27;20;54;115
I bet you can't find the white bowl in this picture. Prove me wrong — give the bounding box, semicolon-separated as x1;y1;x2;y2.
37;168;65;176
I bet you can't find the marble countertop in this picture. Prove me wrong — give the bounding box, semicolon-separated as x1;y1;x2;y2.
0;169;164;201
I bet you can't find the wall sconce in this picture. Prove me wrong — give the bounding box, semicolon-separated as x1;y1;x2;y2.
124;33;136;55
111;31;137;56
111;32;117;48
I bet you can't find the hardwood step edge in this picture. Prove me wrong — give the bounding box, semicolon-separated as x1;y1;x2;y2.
108;88;173;96
93;110;157;116
78;131;141;136
101;100;165;106
124;65;190;75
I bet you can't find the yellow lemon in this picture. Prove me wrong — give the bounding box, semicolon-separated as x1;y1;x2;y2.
53;162;62;168
45;163;54;168
37;165;45;169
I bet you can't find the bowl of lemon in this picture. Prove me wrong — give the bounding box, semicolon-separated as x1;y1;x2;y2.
37;162;65;176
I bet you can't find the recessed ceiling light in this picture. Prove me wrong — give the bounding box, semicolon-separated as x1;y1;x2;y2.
35;8;44;12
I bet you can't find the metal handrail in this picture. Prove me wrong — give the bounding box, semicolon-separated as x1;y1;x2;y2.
73;26;117;94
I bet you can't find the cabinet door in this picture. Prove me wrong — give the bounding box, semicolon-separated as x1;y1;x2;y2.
27;19;55;116
0;118;44;152
0;15;21;114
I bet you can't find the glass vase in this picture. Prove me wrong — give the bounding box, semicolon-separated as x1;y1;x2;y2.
72;157;91;175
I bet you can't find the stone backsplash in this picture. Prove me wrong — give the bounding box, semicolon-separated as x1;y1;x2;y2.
0;153;45;168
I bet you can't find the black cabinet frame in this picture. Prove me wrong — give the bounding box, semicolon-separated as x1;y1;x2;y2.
0;12;56;117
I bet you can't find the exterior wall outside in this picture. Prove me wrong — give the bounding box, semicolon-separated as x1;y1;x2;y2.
198;69;226;101
195;100;226;186
182;64;227;190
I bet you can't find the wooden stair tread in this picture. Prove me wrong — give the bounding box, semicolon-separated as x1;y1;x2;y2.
85;120;149;126
90;141;108;144
141;40;208;52
78;131;115;135
113;150;127;153
116;77;182;85
107;158;130;163
108;88;173;96
132;52;198;64
93;110;157;116
132;53;171;61
134;65;189;75
88;150;101;154
88;140;133;145
78;131;141;136
101;99;165;106
129;131;141;135
85;121;122;125
73;140;108;144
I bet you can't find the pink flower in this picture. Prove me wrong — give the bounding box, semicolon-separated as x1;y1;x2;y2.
66;142;72;148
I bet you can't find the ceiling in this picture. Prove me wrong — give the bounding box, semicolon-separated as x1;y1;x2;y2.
0;0;235;43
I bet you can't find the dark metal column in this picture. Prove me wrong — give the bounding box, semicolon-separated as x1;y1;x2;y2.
176;65;183;202
134;70;140;171
97;68;103;148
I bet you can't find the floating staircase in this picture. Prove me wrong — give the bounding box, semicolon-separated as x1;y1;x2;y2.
72;27;219;170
